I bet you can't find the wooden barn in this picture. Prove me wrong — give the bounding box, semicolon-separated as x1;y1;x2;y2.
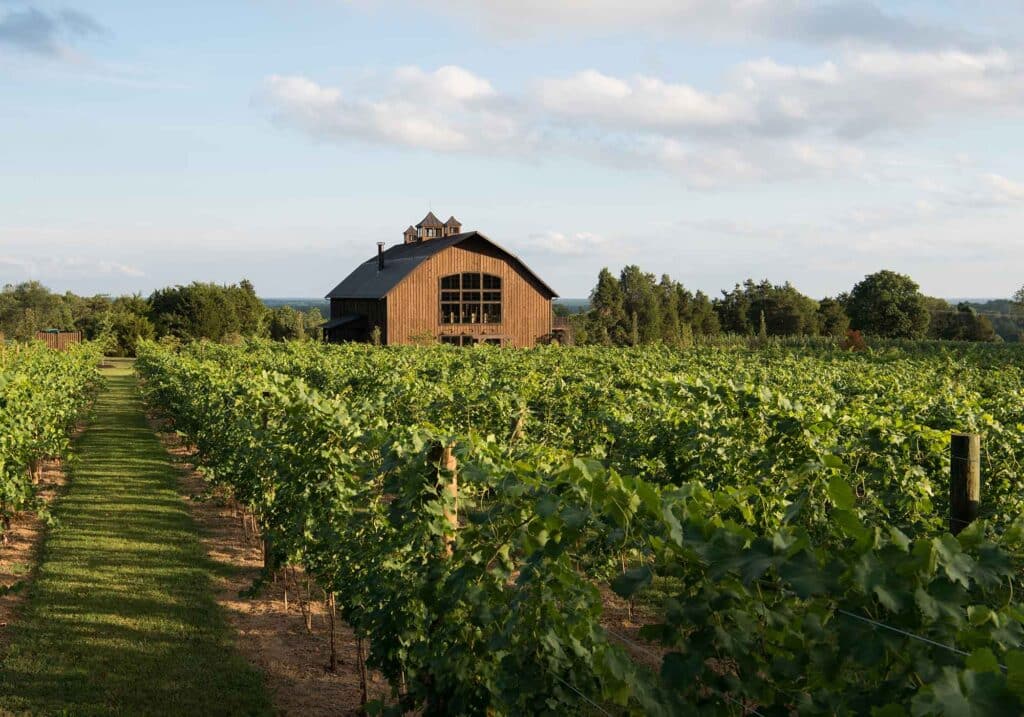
323;212;560;346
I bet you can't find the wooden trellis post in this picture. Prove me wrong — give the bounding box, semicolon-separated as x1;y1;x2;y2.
441;444;458;555
431;443;458;556
950;432;981;535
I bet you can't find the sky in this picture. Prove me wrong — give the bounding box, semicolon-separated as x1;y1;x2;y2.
1;1;1023;299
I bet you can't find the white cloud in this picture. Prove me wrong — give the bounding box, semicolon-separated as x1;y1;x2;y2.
394;65;495;101
524;230;609;256
265;75;341;108
791;142;866;171
739;58;841;85
988;174;1024;202
260;44;1024;188
536;70;748;131
909;172;1024;210
528;49;1024;145
261;67;517;153
0;255;144;280
736;48;1024;137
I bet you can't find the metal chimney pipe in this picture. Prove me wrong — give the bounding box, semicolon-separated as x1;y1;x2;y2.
377;242;385;271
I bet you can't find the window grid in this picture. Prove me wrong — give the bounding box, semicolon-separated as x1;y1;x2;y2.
440;273;502;325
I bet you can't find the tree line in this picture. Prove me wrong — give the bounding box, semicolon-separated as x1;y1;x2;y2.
569;268;1024;345
0;280;323;355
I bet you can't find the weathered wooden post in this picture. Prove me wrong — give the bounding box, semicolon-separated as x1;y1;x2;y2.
260;391;276;572
440;444;458;555
950;432;981;535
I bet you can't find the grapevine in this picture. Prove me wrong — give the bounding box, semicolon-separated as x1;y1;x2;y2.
137;339;1024;715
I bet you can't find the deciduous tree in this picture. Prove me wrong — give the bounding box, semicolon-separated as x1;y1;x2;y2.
846;270;930;339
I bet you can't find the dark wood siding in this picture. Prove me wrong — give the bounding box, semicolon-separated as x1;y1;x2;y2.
385;237;552;346
327;298;386;343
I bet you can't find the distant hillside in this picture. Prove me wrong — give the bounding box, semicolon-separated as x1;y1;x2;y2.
262;298;329;314
960;299;1017;315
554;298;589;314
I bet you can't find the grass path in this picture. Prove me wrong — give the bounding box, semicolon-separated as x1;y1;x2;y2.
0;360;272;716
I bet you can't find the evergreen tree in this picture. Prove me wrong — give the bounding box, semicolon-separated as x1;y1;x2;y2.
685;290;720;336
714;283;754;334
715;279;819;336
588;268;627;344
817;297;850;337
678;321;694;348
658;275;682;345
619;265;661;344
641;290;662;344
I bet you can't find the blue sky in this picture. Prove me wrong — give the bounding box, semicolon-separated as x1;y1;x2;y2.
2;1;1023;299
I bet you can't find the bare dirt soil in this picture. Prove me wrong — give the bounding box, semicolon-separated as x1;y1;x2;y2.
599;586;668;671
152;419;390;717
0;457;68;647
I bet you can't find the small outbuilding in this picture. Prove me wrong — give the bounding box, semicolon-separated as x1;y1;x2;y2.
35;330;82;350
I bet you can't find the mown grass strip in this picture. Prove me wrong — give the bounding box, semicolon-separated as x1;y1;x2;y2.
0;359;271;716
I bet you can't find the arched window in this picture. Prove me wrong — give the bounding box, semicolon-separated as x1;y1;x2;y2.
440;273;501;324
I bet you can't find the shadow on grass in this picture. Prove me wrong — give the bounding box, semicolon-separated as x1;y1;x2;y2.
0;373;272;716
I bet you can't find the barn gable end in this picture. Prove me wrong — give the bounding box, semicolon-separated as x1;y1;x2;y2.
386;234;553;346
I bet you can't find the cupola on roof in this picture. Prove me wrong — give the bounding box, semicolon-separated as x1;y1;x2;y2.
406;211;462;243
416;211;444;229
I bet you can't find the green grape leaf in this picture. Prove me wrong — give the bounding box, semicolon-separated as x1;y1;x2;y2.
966;648;1000;674
828;476;856;510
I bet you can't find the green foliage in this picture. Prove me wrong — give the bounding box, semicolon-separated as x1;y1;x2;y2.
818;296;851;337
148;279;267;341
408;329;438;346
0;342;101;538
267;305;306;341
0;282;74;339
929;303;998;342
0;280;276;348
582;268;718;346
303;307;325;339
716;279;821;336
100;298;156;357
620;265;662;344
587;268;627;345
848;270;931;339
658;275;682;346
137;339;1024;715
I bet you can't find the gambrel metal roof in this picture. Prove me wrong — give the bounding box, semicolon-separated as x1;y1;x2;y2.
325;232;558;300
